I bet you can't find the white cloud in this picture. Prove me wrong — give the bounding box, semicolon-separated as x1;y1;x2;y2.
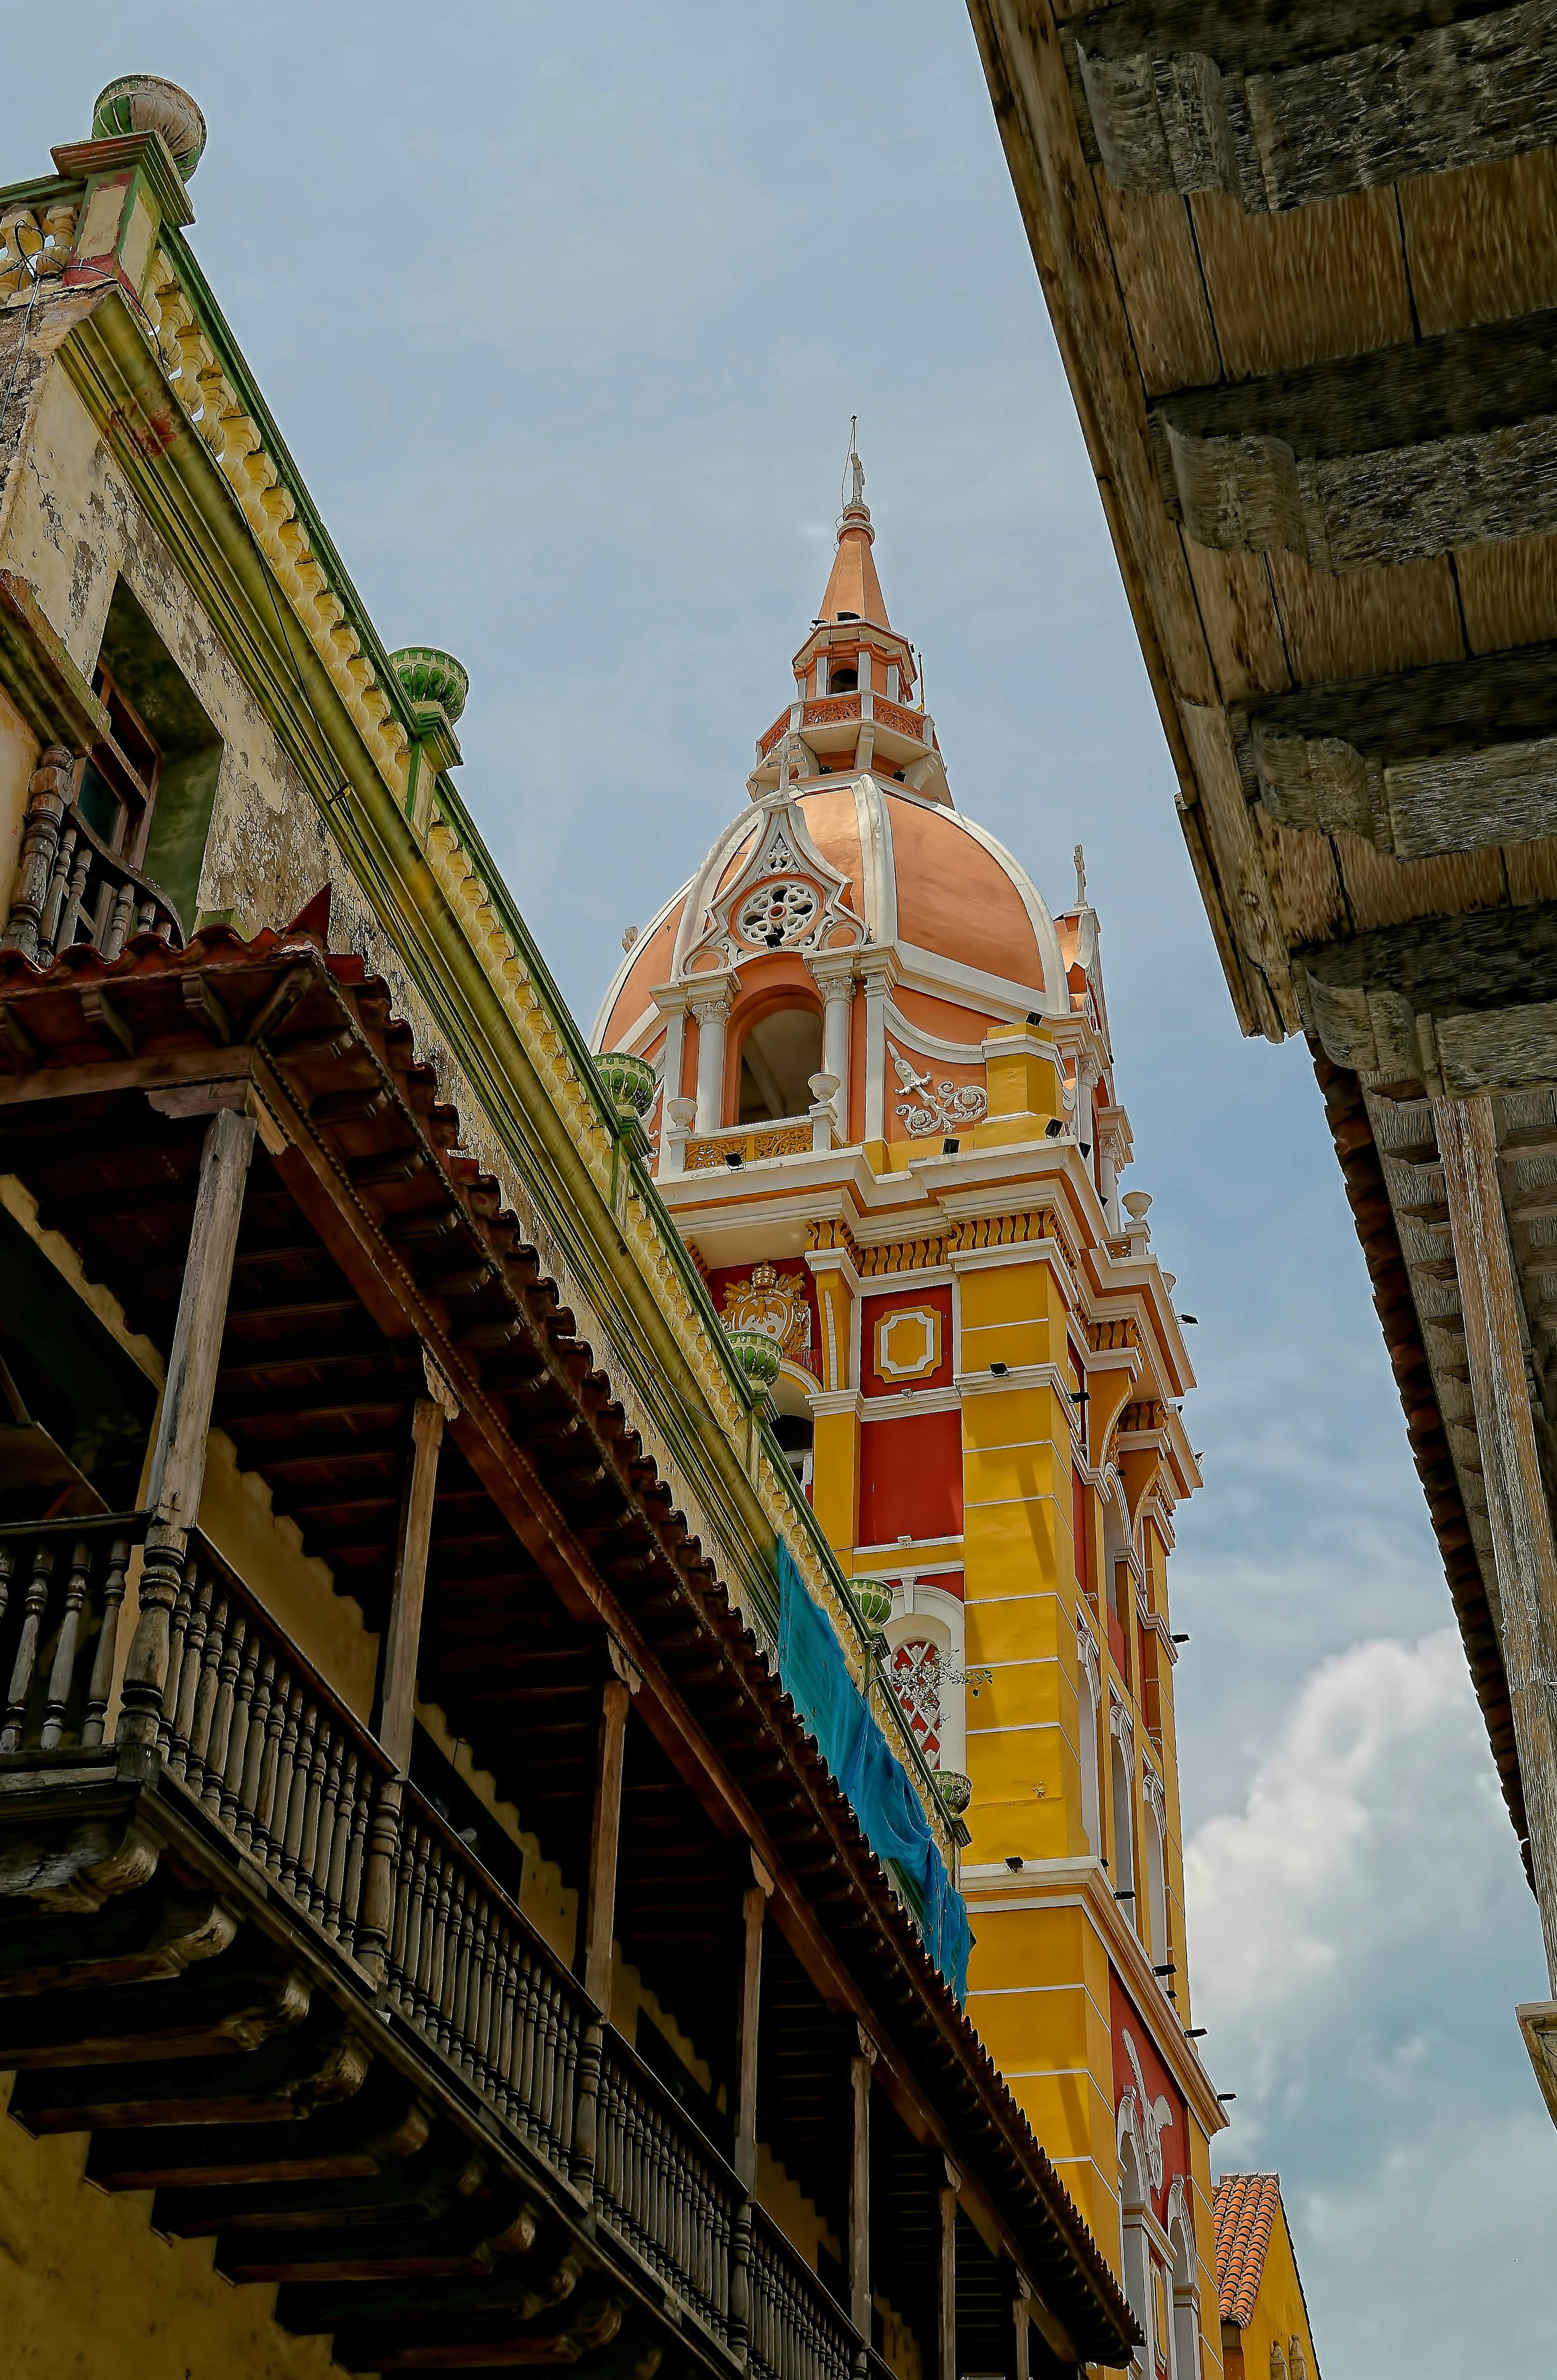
1185;1633;1557;2374
1186;1631;1470;2019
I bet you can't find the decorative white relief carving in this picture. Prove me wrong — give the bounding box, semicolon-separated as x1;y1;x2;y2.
1075;1611;1101;1711
679;796;863;977
737;879;819;948
886;1040;988;1136
1110;1696;1134;1755
1141;1758;1166;1832
1118;2027;1174;2194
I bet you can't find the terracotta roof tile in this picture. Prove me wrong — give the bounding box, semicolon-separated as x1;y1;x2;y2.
1213;2173;1282;2327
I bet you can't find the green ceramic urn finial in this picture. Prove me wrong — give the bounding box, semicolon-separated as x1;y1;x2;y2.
391;648;470;726
92;76;208;180
596;1050;657;1123
724;1327;782;1395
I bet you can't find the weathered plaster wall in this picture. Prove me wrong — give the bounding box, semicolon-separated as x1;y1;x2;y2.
2;348;524;1220
0;2087;353;2380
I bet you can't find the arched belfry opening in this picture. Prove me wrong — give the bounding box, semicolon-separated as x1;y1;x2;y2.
738;1004;823;1123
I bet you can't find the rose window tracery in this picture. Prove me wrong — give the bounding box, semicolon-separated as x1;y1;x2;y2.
737;880;819;948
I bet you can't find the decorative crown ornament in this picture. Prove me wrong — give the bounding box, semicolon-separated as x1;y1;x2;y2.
92;76;207;180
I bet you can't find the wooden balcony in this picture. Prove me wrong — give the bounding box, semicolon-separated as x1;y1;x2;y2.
0;1514;876;2376
0;912;1137;2378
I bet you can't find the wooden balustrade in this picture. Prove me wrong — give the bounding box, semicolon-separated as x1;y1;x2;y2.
0;1516;139;1756
2;765;184;964
37;805;184;960
0;1514;872;2380
383;1785;587;2179
748;2211;860;2380
593;2030;737;2344
157;1529;389;1951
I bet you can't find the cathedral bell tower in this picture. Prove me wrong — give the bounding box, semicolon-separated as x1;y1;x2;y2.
594;452;1231;2379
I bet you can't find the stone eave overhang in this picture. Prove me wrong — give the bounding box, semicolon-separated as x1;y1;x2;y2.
1314;1047;1527;1858
0;917;1139;2366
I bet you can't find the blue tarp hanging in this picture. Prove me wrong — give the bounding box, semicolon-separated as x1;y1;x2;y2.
776;1539;972;2000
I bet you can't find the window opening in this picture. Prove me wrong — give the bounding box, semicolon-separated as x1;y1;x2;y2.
738;1005;823;1122
74;657;161;868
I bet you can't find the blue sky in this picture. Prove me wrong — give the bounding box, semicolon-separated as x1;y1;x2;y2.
11;9;1555;2368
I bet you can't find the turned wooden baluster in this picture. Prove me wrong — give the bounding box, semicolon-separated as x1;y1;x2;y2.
217;1629;260;1830
320;1746;354;1937
279;1697;319;1893
247;1654;284;1855
2;746;74;958
37;1537;92;1749
513;1950;539;2143
267;1682;303;1877
100;879;136;962
293;1706;329;1910
81;1537;131;1749
203;1613;247;1817
338;1766;369;1948
182;1585;226;1788
52;837;93;957
307;1730;344;1920
0;1541;53;1750
155;1563;197;1757
166;1571;214;1780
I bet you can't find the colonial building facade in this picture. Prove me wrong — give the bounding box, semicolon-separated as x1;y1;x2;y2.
595;466;1227;2377
0;78;1141;2380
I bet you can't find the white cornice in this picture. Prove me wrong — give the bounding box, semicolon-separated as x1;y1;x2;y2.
860;1385;962;1423
954;1360;1078;1408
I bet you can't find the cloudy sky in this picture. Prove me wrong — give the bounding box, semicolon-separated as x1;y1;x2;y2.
12;7;1556;2368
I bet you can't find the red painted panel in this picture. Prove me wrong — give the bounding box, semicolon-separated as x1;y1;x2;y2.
1109;1971;1188;2226
858;1409;963;1546
861;1285;954;1397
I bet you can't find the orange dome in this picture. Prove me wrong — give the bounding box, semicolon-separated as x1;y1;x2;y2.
592;773;1066;1054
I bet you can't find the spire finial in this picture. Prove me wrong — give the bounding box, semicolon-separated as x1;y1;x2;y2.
1074;844;1088;908
844;416;865;513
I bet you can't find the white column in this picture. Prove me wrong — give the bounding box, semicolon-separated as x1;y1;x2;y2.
655;991;687;1136
809;960;855;1138
690;985;732;1134
860;955;898;1146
